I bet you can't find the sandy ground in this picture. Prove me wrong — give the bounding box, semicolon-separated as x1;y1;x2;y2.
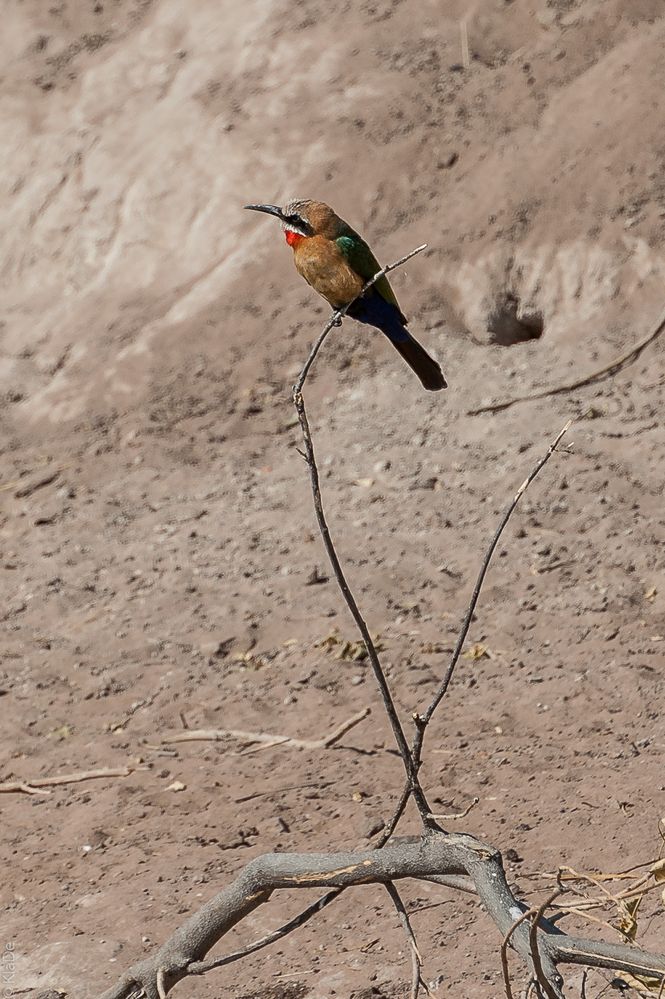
1;1;664;997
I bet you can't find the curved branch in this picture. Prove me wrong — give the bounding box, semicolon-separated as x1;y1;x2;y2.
98;833;665;999
466;303;665;415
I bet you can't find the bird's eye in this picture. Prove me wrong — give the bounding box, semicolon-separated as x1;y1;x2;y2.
288;213;311;234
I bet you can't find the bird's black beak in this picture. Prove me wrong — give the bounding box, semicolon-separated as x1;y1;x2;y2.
244;203;286;222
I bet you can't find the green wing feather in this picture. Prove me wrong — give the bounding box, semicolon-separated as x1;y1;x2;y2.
336;234;405;319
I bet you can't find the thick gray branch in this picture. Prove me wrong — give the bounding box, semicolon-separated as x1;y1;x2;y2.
97;832;665;999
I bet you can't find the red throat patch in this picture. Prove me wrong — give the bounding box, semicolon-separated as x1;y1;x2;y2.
285;229;304;248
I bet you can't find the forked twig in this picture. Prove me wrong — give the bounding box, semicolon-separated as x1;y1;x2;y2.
183;248;435;983
428;797;479;822
165;250;437;985
283;271;574;963
94;239;665;999
161;707;370;751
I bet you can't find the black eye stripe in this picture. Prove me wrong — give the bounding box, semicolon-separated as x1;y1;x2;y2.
286;213;313;234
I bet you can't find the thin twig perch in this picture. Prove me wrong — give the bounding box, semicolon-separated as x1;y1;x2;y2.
292;242;436;830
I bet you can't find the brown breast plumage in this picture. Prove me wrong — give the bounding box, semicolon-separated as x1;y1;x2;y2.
293;236;365;310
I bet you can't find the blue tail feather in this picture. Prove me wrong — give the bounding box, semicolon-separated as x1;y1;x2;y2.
349;293;411;342
347;292;447;391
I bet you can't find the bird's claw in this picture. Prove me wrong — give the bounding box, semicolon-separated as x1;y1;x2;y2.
331;314;343;327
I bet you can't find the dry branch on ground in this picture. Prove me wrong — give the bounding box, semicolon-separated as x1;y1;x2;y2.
467;305;665;415
0;766;133;796
160;707;370;751
99;834;665;999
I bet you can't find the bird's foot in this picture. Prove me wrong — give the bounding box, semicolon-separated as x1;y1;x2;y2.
331;313;343;327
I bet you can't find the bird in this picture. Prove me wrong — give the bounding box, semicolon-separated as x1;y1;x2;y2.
243;199;447;391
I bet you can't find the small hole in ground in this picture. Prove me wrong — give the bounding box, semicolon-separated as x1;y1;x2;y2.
488;292;544;346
